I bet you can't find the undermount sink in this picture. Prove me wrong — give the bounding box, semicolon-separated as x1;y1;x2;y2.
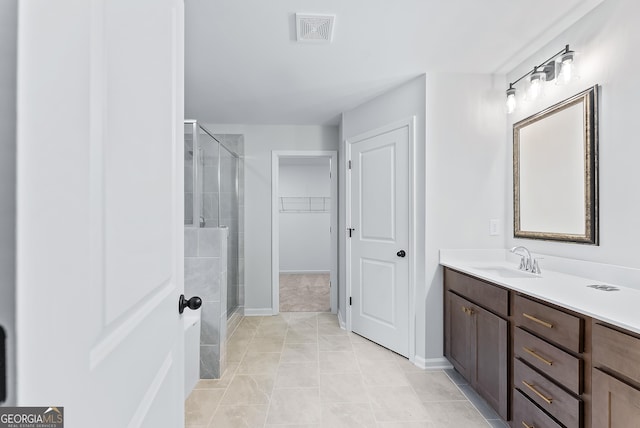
473;266;541;279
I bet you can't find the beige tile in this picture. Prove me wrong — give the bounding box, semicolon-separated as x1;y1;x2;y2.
318;322;347;336
208;404;267;428
319;372;368;403
285;328;318;343
422;401;489;426
230;326;257;340
266;388;321;424
259;315;289;327
376;422;436;428
282;342;319;362
395;357;426;373
319;351;359;373
237;351;281;375
247;336;285;353
407;371;466;402
227;336;252;363
366;386;430;421
255;324;288;339
275;361;319;388
318;335;352;352
221;374;275;405
239;317;263;329
352;341;403;362
317;312;338;325
320;402;377;428
358;358;409;387
195;362;239;389
185;389;225;425
265;425;319;428
285;312;318;329
347;332;372;344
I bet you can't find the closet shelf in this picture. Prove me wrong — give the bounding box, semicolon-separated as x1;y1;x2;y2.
280;196;330;213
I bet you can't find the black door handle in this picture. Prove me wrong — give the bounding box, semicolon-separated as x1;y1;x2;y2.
397;250;406;258
179;294;202;314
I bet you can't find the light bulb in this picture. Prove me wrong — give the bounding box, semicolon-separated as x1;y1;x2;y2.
556;49;575;85
528;69;546;101
506;87;516;114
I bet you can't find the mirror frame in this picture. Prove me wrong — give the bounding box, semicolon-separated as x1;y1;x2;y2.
513;85;599;244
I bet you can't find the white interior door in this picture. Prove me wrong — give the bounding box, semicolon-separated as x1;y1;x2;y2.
348;124;410;357
16;1;185;427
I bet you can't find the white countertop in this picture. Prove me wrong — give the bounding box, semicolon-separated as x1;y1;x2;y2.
440;249;640;335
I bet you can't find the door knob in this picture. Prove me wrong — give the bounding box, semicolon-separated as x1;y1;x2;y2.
179;294;202;314
397;250;406;258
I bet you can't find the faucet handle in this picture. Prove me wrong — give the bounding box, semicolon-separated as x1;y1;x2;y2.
518;256;526;271
532;258;543;274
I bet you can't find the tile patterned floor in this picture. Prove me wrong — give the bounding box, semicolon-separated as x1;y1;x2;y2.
185;313;507;427
279;274;330;312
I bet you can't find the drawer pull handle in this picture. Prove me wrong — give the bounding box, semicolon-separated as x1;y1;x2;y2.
522;313;553;329
523;347;553;366
461;306;474;316
522;422;534;428
522;380;553;404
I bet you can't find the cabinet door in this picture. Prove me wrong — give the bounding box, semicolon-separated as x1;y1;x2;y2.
445;291;473;380
473;304;509;420
593;368;640;428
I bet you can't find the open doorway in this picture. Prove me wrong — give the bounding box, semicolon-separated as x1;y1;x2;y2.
271;151;338;314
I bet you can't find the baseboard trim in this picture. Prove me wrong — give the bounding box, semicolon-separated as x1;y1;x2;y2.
413;355;453;370
243;308;274;316
279;270;331;275
337;311;346;330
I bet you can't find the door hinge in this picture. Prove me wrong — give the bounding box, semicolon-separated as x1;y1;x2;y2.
347;227;355;238
348;160;352;169
349;297;352;306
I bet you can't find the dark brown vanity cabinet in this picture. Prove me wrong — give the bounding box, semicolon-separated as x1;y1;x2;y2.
444;268;509;420
592;322;640;428
512;294;587;428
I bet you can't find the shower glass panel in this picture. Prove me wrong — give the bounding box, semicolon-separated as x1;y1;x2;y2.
219;148;239;313
184;121;241;318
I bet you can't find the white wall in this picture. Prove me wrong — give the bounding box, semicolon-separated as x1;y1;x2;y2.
204;125;338;312
341;73;506;365
424;73;507;363
0;0;16;406
506;0;640;269
279;161;331;272
341;75;428;361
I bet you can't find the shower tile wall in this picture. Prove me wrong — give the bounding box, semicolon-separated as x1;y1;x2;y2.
184;227;228;379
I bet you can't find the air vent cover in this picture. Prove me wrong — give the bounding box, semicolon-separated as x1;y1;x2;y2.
296;13;335;43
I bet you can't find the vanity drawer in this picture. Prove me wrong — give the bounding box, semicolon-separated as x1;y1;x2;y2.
515;327;582;394
515;358;581;428
513;389;563;428
444;268;509;317
514;294;583;353
593;322;640;385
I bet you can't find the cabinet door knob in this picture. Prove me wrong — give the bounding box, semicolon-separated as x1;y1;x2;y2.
179;294;202;314
396;250;406;258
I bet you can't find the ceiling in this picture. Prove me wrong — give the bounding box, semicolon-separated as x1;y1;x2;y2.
185;0;604;126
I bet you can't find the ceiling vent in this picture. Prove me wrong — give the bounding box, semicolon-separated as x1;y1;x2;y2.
296;13;335;43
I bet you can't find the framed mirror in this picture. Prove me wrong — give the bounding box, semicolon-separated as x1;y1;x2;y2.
513;85;598;244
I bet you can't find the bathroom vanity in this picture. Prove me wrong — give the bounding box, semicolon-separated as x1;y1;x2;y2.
441;250;640;428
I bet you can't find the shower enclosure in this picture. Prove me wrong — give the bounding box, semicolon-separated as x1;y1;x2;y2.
184;121;242;317
184;121;243;378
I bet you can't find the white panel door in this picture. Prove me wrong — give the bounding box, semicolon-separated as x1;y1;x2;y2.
349;125;410;357
16;1;185;427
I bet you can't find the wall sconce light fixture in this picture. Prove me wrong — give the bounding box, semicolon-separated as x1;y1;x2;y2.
506;44;576;114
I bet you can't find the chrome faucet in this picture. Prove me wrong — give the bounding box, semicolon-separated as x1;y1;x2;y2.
510;246;541;274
